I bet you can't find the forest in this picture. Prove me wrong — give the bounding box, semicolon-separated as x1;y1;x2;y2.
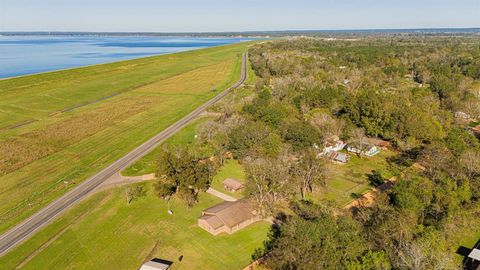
153;36;480;269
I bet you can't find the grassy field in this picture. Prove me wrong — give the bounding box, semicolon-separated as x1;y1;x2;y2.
122;60;258;178
0;185;270;270
309;149;399;206
0;42;252;234
122;116;213;177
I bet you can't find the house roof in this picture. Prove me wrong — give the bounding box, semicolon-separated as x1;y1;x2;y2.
348;143;377;151
469;248;480;261
366;137;390;147
202;199;255;228
324;136;343;147
139;259;172;270
198;215;224;229
327;151;349;162
223;178;243;190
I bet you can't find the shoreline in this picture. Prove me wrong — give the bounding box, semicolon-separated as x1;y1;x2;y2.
0;38;255;81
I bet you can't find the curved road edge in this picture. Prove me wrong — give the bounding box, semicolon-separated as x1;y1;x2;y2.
0;52;248;257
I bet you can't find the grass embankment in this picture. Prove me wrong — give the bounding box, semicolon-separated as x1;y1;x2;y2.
0;185;270;270
310;150;399;206
0;42;253;234
121;116;213;176
122;59;258;177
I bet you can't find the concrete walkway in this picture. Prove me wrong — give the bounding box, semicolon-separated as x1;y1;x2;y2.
96;172;157;191
206;188;237;201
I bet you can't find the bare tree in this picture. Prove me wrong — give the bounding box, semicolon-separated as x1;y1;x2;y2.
293;149;327;199
244;153;294;217
460;150;480;178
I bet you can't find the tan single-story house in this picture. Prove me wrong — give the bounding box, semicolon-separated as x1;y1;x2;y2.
223;178;243;192
198;199;259;235
139;259;172;270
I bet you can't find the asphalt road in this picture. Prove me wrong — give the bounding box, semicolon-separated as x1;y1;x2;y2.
0;52;248;257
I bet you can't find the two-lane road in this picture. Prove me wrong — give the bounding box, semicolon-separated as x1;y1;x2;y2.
0;52;248;257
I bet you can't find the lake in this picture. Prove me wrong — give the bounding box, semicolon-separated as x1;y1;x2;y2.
0;35;251;78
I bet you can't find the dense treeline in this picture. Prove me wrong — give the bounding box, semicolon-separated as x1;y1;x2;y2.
245;37;480;269
153;36;480;269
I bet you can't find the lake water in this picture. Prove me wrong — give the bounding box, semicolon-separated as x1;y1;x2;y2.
0;36;251;78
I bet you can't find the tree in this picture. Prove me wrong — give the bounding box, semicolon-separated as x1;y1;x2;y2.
244;154;294;217
347;251;391;270
228;121;270;159
390;176;433;220
460;150;480;178
309;111;345;139
261;204;366;270
444;128;480;156
292;149;327;199
282;121;322;151
155;146;216;206
418;142;454;177
153;175;176;200
125;183;147;204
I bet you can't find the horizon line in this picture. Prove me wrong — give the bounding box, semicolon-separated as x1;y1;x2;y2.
1;27;480;34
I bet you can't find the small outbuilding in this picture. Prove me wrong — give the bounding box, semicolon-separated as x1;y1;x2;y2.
466;241;480;270
326;151;349;163
198;199;259;235
223;178;243;192
139;258;173;270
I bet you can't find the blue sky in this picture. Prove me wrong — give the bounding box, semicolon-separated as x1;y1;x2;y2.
0;0;479;32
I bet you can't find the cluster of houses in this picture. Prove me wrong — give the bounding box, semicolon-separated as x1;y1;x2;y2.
316;135;384;164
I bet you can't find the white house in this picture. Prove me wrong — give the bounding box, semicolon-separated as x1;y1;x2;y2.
321;136;346;156
455;111;471;119
347;143;380;157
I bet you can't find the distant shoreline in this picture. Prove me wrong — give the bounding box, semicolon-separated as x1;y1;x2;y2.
1;27;479;38
0;37;254;80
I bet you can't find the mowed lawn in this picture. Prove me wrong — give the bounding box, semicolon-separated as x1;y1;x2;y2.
0;186;270;270
0;42;252;234
309;150;399;206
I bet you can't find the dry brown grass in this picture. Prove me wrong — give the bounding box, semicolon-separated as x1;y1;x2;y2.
138;61;232;94
0;97;153;176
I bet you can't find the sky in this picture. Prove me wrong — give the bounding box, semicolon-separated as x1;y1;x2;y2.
0;0;479;32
